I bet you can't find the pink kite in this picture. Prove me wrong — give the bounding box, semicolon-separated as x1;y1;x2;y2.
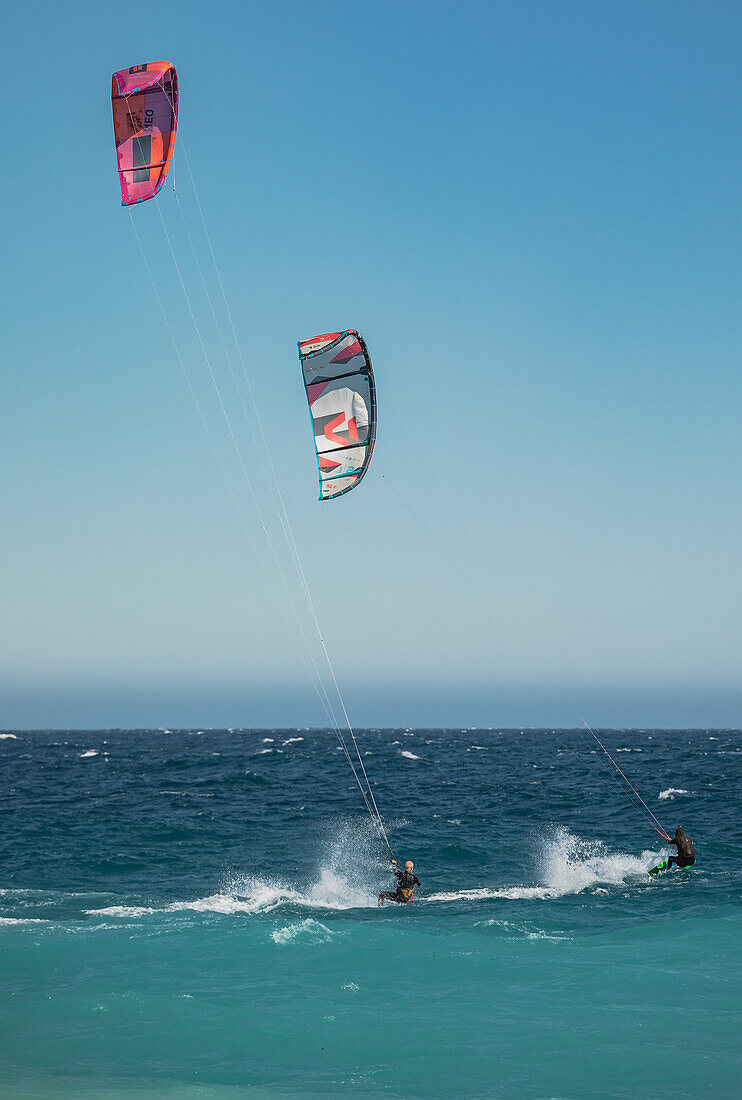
111;62;178;206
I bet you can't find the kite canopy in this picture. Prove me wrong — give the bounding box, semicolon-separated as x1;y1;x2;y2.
299;331;377;501
111;62;178;206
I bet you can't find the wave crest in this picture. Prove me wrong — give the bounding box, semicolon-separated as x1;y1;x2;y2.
271;919;335;945
659;788;690;800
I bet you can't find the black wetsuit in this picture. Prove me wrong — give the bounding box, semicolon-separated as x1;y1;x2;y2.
667;830;695;869
379;868;420;905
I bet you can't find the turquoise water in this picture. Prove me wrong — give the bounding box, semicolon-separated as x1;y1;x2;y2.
1;728;740;1098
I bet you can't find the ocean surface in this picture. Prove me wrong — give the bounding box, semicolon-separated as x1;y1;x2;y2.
1;727;739;1099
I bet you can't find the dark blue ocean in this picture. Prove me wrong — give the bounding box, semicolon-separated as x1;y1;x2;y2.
1;728;740;1098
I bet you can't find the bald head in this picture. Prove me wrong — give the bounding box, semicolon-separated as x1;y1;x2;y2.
405;861;414;871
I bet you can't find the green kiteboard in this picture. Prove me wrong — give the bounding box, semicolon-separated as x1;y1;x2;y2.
648;860;695;877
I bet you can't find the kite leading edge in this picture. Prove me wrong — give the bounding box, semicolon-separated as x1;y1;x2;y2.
111;62;179;206
298;331;377;501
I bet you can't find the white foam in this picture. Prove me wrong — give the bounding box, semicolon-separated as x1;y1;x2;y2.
536;829;657;894
170;890;283;915
80;823;389;923
427;886;551;902
427;828;662;904
79;750;99;758
261;738;274;743
85;905;156;918
480;919;568;941
0;917;47;925
0;733;18;740
659;788;690;800
271;919;334;945
400;750;420;760
282;737;304;745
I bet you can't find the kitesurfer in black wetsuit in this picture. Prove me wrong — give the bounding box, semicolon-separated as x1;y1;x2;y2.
378;860;420;906
667;827;695;868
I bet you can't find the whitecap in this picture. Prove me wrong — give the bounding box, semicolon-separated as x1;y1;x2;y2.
659;788;690;800
169;892;270;916
400;750;420;760
283;737;304;745
479;919;568;942
168;867;377;917
427;886;552;902
85;905;156;918
79;750;99;758
271;919;334;946
0;733;18;740
0;917;47;925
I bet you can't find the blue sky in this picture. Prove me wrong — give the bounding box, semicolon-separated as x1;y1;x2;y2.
2;1;741;727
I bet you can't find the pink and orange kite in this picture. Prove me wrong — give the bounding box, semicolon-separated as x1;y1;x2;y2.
111;62;178;206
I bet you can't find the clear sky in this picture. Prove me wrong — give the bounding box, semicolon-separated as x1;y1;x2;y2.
2;1;741;728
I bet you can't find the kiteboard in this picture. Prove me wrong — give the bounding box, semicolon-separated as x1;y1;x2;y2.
648;859;695;877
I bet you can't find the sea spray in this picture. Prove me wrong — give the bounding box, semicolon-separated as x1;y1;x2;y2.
427;827;662;903
537;825;660;893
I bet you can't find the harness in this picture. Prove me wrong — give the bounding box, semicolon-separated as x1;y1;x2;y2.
398;887;414;902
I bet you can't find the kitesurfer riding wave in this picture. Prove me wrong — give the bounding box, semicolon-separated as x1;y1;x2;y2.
378;859;420;906
667;826;695;868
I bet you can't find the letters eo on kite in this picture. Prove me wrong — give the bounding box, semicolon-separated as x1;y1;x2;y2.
299;332;377;500
111;62;179;206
